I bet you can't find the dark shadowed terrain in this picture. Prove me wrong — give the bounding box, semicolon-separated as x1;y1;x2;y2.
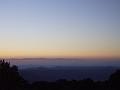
20;66;120;82
1;60;120;90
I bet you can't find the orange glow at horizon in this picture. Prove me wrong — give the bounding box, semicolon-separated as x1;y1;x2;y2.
0;50;120;59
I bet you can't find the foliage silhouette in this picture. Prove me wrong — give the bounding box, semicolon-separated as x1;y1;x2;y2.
0;60;28;90
0;59;120;90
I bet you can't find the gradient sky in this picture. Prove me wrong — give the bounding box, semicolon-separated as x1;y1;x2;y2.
0;0;120;58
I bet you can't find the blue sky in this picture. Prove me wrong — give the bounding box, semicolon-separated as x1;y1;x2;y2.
0;0;120;58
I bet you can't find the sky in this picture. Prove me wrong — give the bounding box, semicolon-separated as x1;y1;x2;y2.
0;0;120;58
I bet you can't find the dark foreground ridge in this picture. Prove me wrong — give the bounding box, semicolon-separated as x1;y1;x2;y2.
0;59;120;90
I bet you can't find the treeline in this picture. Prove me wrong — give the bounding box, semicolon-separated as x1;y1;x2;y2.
0;60;120;90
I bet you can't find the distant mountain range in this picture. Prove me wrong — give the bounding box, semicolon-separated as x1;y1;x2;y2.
19;66;120;82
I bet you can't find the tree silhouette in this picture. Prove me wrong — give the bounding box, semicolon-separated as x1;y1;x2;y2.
108;70;120;89
0;59;28;90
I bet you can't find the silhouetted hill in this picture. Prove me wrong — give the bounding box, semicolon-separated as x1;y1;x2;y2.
19;66;120;82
